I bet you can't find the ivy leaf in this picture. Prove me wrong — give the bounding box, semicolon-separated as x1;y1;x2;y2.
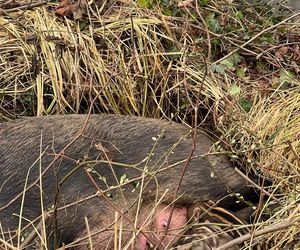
221;53;241;67
206;13;222;33
220;58;234;68
272;70;296;89
211;63;226;74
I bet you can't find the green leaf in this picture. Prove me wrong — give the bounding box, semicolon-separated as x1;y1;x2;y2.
211;64;226;74
79;20;88;31
280;81;291;89
99;175;107;184
199;0;209;5
236;11;244;20
137;0;152;8
229;84;241;96
280;69;295;82
211;38;221;46
271;77;280;88
120;174;128;184
206;13;222;33
236;68;245;78
230;53;241;65
220;58;234;68
272;70;296;89
162;8;173;16
239;98;252;113
220;53;241;68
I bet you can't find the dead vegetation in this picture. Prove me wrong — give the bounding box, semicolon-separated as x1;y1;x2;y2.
0;0;299;249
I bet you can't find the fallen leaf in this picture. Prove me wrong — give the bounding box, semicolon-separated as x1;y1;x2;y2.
72;0;87;20
178;0;193;8
275;46;288;60
55;0;74;17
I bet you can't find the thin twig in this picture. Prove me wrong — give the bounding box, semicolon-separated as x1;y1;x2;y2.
0;238;18;250
0;80;110;212
84;168;155;248
0;1;48;14
234;168;282;205
84;217;93;250
0;0;14;8
216;220;294;250
195;2;211;63
19;213;50;249
214;12;300;64
155;49;208;249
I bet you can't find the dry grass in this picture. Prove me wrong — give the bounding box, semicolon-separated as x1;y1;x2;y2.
0;0;300;249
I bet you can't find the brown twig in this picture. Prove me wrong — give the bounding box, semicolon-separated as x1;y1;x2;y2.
0;238;18;250
0;1;48;14
234;167;282;205
0;79;110;213
19;213;50;249
155;50;208;249
84;168;155;248
287;141;300;161
214;12;300;65
0;120;89;213
216;220;294;250
0;0;14;8
194;1;212;63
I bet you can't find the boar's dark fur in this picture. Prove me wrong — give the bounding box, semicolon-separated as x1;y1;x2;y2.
0;114;253;248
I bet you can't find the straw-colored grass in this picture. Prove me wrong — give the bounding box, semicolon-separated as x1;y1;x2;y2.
0;0;300;249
